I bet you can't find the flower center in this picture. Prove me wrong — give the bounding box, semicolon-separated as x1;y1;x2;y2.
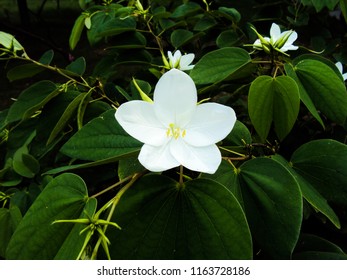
166;123;186;140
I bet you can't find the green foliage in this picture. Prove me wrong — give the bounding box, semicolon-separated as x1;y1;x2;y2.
106;175;252;259
1;0;347;260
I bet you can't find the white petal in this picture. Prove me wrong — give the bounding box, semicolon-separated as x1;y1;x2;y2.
270;23;281;42
138;143;180;172
115;100;167;146
336;62;343;74
343;73;347;81
170;138;222;174
285;31;298;45
153;69;197;127
179;53;195;70
184;103;236;146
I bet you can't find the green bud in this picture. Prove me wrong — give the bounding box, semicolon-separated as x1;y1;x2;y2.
273;30;293;49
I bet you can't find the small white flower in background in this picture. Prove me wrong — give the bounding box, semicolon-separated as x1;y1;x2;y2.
167;50;195;71
115;69;236;174
335;62;347;81
252;23;298;55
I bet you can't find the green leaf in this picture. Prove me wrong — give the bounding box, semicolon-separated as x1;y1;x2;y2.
106;32;146;49
193;15;217;31
118;157;145;180
6;173;89;259
170;2;202;18
66;57;86;76
47;91;88;145
217;7;241;22
5;80;60;125
69;14;86;50
0;31;23;51
216;30;240;48
271;154;340;228
54;198;97;260
96;16;137;41
6;63;45;82
190;47;251;85
200;160;243;205
0;206;21;258
170;29;204;49
291;139;347;206
60;109;142;161
106;175;252;259
300;0;339;11
248;75;300;141
285;63;324;128
39;49;54;65
12;146;40;178
224;120;252;146
238;157;302;259
341;0;347;24
293;59;347;125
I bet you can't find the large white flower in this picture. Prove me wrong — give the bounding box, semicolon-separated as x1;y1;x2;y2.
253;23;298;54
115;69;236;174
168;50;195;71
336;62;347;81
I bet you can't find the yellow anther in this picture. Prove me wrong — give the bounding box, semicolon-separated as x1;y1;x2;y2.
166;123;186;139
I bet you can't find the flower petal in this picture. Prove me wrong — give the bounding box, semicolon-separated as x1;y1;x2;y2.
170;138;222;174
270;23;281;42
179;53;195;70
154;69;197;127
184;103;236;147
115;100;167;146
138;143;180;172
285;31;298;46
336;62;343;73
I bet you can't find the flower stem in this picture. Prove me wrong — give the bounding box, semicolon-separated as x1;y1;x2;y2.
91;172;142;259
179;165;184;186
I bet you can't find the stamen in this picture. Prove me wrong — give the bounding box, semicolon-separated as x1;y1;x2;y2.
166;123;186;139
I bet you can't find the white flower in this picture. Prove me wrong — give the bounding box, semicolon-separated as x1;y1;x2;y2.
253;23;298;54
115;69;236;174
335;62;347;81
167;50;195;71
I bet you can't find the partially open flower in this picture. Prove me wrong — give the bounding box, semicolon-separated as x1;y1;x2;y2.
252;23;298;55
167;50;195;71
115;69;236;174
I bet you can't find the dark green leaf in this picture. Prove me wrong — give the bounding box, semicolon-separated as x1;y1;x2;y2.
47;91;89;145
170;29;204;49
106;175;252;259
239;157;302;259
170;2;202;18
285;63;324;128
5;81;60;125
6;63;45;82
39;49;54;65
291;139;347;206
190;47;251;85
60;109;142;161
69;14;86;50
224;120;252;146
6;173;89;259
0;206;21;258
216;30;241;48
12;147;40;178
271;154;340;228
66;57;86;76
248;75;300;141
106;32;146;49
293;59;347;124
217;7;241;22
54;198;97;260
